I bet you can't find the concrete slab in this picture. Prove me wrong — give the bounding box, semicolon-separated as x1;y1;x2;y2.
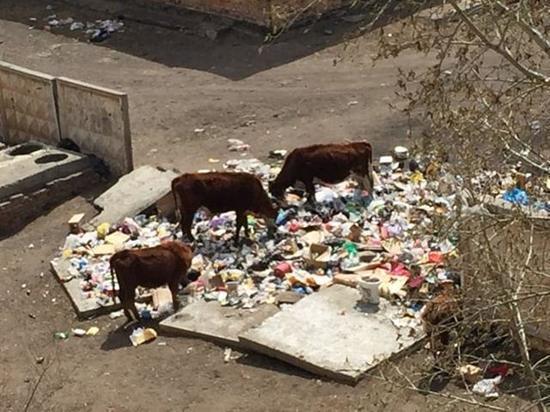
91;165;178;225
1;169;100;239
0;142;94;200
160;300;279;347
239;285;424;384
50;258;119;319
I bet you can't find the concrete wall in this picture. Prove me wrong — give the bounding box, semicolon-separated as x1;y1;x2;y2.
0;61;60;146
0;61;133;178
56;77;133;177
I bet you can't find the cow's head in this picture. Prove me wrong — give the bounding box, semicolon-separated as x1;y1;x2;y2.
180;269;201;288
268;180;285;199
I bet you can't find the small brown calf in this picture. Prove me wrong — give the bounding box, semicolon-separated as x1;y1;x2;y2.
110;241;194;322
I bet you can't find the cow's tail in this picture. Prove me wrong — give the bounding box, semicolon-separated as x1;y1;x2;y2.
110;258;117;305
172;179;182;236
366;143;374;193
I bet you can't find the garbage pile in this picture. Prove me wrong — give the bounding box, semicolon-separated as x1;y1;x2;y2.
57;150;458;318
57;145;549;320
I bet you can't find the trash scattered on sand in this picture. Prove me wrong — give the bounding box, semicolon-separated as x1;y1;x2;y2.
70;22;85;31
457;364;482;384
227;139;250;152
54;332;69;340
72;328;86;337
86;326;100;336
42;10;125;42
472;376;502;398
223;347;232;363
130;328;158;347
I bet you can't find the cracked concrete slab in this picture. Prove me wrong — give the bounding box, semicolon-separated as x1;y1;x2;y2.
91;165;178;225
239;285;424;384
51;258;119;319
160;300;279;347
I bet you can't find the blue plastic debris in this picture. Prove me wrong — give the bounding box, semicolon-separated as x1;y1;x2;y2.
503;188;529;206
276;209;292;226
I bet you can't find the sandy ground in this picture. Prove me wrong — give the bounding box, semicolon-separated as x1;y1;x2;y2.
0;1;526;411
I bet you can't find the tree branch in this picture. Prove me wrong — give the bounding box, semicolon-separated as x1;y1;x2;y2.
494;0;550;59
448;0;550;83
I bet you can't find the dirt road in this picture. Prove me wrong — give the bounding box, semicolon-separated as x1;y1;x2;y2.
0;1;522;411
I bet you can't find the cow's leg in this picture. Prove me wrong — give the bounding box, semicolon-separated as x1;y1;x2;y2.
122;303;133;323
358;170;374;194
126;288;140;323
235;211;244;245
168;280;181;313
120;289;136;323
356;172;366;190
180;208;196;242
304;178;316;204
352;172;367;197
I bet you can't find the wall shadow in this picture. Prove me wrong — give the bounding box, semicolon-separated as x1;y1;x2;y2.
2;0;441;81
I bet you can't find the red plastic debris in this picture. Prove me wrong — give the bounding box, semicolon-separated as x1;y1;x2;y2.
428;251;444;264
274;262;293;278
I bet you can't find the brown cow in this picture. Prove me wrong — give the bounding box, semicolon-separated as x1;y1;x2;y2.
110;241;194;322
172;172;278;244
269;142;374;202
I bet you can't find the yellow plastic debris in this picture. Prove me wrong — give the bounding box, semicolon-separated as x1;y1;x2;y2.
410;171;424;184
86;326;100;336
96;223;110;239
130;328;157;347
